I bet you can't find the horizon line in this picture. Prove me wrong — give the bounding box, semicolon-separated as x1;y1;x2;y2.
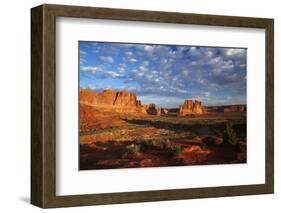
79;87;246;108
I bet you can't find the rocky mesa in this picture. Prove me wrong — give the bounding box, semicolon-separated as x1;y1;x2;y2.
80;89;144;113
80;89;246;118
204;105;246;113
223;105;246;113
179;100;203;116
80;89;141;106
80;89;167;116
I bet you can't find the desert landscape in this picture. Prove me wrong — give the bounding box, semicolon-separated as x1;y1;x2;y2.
79;88;246;170
79;42;247;170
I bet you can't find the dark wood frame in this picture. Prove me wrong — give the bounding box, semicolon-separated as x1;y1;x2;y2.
31;4;274;208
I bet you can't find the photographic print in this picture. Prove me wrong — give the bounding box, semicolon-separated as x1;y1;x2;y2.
79;41;247;170
31;5;274;207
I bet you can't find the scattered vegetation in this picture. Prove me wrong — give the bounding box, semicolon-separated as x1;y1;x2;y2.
202;136;216;145
122;143;140;158
168;135;177;141
122;137;182;159
223;122;237;145
168;144;182;157
80;112;246;169
158;138;171;149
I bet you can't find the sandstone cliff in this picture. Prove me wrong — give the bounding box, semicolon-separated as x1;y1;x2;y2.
179;100;203;116
80;89;140;106
80;89;144;113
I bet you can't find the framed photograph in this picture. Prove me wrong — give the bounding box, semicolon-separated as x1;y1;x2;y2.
31;4;274;208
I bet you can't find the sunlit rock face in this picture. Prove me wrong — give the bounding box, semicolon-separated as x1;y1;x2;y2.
114;90;139;107
179;100;203;116
146;104;161;116
80;89;145;114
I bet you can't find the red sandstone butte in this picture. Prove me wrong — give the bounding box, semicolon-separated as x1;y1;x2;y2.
80;89;144;113
80;88;166;115
146;104;162;116
179;100;203;116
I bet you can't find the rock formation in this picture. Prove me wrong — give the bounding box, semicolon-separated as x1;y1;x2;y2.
204;105;246;113
80;89;141;106
179;100;203;116
114;90;139;106
161;108;169;114
146;104;161;116
156;108;162;116
80;89;164;115
80;89;144;113
223;105;246;113
141;104;149;114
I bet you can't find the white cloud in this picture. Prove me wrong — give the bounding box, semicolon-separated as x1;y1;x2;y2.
81;66;101;73
144;45;155;52
80;42;247;106
160;59;167;64
99;56;114;63
204;92;210;97
225;48;245;56
139;65;148;72
80;50;88;55
125;51;133;56
182;69;189;76
118;64;126;73
106;71;124;78
142;61;150;66
129;58;137;63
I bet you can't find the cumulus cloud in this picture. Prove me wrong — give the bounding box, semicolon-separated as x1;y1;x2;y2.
129;58;137;63
79;42;247;107
80;50;88;55
225;48;245;56
99;56;114;63
81;66;102;73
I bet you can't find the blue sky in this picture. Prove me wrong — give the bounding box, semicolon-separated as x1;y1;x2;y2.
79;41;246;108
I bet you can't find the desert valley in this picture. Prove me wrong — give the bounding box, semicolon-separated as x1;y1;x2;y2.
79;88;246;170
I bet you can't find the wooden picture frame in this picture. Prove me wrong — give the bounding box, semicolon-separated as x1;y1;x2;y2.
31;4;274;208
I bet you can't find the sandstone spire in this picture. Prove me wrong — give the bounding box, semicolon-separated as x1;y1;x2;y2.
179;100;203;116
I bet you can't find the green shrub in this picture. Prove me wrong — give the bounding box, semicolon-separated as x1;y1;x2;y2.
137;138;170;151
151;139;160;147
138;139;156;150
132;138;142;145
158;138;171;149
202;136;216;145
139;140;151;151
223;122;237;145
122;143;140;158
168;136;176;142
169;144;182;157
